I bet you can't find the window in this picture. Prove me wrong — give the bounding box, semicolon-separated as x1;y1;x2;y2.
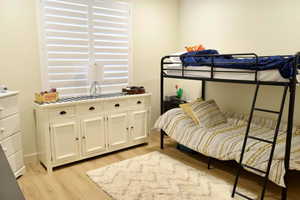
39;0;132;97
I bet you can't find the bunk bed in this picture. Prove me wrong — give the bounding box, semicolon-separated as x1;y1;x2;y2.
156;51;300;200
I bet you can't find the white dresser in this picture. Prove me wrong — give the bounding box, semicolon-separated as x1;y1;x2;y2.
0;91;25;178
34;93;151;173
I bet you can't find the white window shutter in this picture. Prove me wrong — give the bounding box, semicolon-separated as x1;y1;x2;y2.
92;0;131;94
40;0;131;97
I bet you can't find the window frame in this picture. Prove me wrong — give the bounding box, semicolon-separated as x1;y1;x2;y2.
36;0;133;95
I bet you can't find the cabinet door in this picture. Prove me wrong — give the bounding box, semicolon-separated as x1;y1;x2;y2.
81;115;106;156
50;121;79;164
130;110;148;141
107;112;128;149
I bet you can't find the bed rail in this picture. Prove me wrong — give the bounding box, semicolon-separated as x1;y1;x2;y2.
161;53;297;86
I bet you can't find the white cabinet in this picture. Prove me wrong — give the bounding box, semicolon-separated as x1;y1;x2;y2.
107;112;129;149
0;91;25;178
34;93;151;173
81;115;106;157
51;120;79;165
130;110;148;142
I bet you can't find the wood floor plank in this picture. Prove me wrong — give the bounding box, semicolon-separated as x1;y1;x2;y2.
18;132;300;200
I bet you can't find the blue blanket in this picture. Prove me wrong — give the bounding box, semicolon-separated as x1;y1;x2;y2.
180;50;298;79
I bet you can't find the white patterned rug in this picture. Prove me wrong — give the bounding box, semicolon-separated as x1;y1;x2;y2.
87;151;278;200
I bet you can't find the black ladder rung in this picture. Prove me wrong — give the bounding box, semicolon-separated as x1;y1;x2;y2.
254;108;280;114
235;191;255;200
248;136;273;144
243;164;266;174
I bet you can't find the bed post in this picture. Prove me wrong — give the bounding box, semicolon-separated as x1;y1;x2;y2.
202;80;206;100
282;52;299;200
160;56;167;149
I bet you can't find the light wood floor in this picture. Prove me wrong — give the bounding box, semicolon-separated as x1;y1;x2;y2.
18;132;300;200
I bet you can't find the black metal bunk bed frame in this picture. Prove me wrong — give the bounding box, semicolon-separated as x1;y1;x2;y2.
160;52;300;200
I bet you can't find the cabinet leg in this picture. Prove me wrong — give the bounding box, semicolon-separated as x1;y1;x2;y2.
47;166;53;175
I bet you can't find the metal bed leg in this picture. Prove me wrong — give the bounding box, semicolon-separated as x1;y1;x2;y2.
208;157;213;170
281;187;287;200
160;130;164;149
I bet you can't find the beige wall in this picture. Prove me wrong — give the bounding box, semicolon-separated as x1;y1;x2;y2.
0;0;42;157
132;0;179;126
0;0;180;158
175;0;300;124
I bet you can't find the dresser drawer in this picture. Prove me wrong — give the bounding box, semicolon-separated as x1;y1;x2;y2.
7;150;24;174
127;97;148;109
77;103;103;115
0;114;21;140
0;132;22;157
0;95;18;119
49;106;75;120
104;99;129;112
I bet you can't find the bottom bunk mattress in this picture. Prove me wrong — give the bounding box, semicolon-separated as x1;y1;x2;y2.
154;108;300;187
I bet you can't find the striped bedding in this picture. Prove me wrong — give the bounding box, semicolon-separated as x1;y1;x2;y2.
154;108;300;187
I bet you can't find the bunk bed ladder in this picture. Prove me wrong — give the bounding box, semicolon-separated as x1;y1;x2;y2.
232;83;288;200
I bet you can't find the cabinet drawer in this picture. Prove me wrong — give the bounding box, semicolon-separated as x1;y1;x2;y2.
0;132;22;157
104;99;129;111
0;114;21;140
77;103;103;115
128;97;148;109
49;107;75;119
0;95;18;119
7;150;24;174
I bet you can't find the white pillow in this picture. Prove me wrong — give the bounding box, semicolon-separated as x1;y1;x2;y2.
169;52;185;63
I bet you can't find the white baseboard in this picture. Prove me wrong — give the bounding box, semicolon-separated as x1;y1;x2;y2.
24;152;38;164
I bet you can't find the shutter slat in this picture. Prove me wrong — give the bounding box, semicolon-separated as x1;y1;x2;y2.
104;65;128;71
57;86;89;96
93;33;128;41
48;66;88;73
48;60;89;66
93;20;128;29
94;1;129;11
46;0;89;6
48;53;89;59
45;16;87;26
45;8;88;19
103;77;128;84
49;72;87;80
93;13;128;23
93;27;128;36
95;53;128;60
47;45;89;52
46;31;88;40
93;7;129;17
94;47;128;53
104;71;128;78
49;79;88;88
95;60;128;65
45;1;88;13
94;40;128;47
47;38;88;46
46;23;88;32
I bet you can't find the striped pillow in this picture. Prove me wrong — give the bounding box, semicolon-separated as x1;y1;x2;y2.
192;99;227;128
180;98;203;124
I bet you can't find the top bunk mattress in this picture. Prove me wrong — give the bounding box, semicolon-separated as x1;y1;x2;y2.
164;64;300;83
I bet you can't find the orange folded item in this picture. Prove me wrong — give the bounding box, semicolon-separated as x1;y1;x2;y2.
185;44;205;52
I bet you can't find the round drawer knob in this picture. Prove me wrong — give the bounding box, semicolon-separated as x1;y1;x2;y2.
137;101;142;104
60;111;67;115
114;103;120;108
89;106;95;111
